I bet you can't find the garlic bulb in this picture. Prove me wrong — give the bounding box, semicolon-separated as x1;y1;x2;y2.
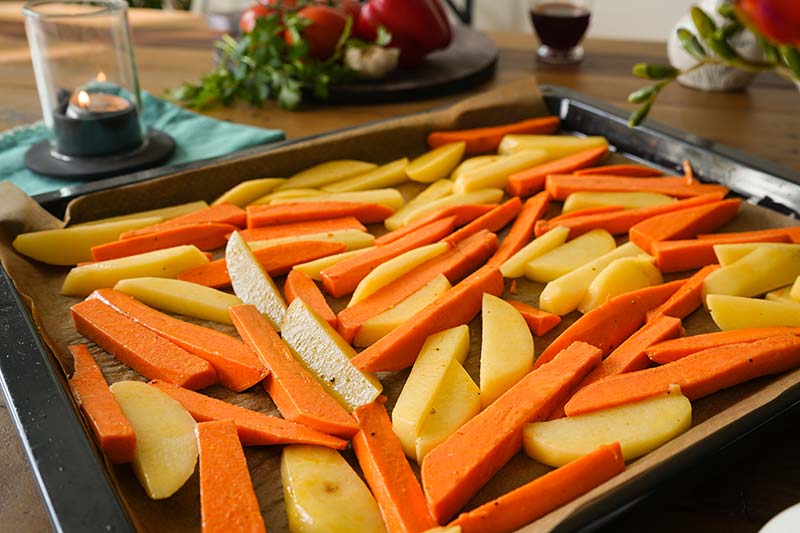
344;46;400;80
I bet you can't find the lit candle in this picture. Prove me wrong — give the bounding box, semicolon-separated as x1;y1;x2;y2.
66;90;133;118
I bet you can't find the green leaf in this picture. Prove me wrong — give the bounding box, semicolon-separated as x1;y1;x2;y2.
632;63;680;80
717;4;737;20
628;100;653;127
677;28;707;61
691;7;717;39
779;46;800;79
757;36;780;63
628;86;657;104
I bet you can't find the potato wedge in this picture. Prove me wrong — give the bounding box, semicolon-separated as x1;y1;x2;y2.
450;155;499;181
579;255;663;314
525;229;616;283
480;294;534;408
250;189;321;205
227;231;287;330
212;178;286;207
354;275;452;347
714;242;800;266
500;226;570;279
292;247;375;281
523;386;691;467
71;201;207;226
250;230;375;252
269;188;404;211
562;191;676;213
322;158;410;192
401;188;504;227
281;445;386;533
384;179;453;230
453;149;549;193
13;216;162;265
110;381;197;500
281;298;382;411
704;246;800;298
766;284;796;304
114;277;242;324
61;245;210;296
498;134;608;158
275;160;377;190
792;276;800;302
405;142;465;183
539;241;646;316
707;294;800;330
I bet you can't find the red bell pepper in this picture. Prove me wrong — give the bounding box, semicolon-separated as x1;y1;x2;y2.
356;0;453;66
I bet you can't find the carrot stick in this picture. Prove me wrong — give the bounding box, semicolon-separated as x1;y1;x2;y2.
574;164;662;177
352;265;504;373
238;216;366;242
534;192;727;238
121;203;247;239
321;217;456;297
68;344;136;464
229;304;358;438
450;442;625;533
697;227;800;242
352;400;436;533
646;327;800;364
506;146;609;197
682;159;695;183
487;192;550;267
71;298;217;390
284;269;337;328
444;197;522;246
178;240;347;288
150;380;347;449
421;341;602;523
506;299;562;336
565;335;800;416
247;201;394;228
545;174;728;201
427;116;561;155
534;280;684;369
90;223;238;261
652;233;792;273
374;204;495;246
89;288;266;392
337;230;498;343
645;264;720;321
548;205;625;222
197;420;266;533
628;199;741;254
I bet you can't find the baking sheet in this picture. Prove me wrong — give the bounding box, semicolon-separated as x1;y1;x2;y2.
2;77;800;532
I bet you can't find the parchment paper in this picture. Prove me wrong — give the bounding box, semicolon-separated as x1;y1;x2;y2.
2;77;799;533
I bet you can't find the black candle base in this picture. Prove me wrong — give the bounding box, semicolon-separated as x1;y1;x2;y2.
24;129;175;180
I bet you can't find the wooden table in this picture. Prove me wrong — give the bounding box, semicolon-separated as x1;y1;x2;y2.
1;6;799;532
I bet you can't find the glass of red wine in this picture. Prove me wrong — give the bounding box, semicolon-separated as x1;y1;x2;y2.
529;0;592;64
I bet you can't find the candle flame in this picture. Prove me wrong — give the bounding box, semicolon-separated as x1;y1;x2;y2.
96;72;107;82
78;90;90;108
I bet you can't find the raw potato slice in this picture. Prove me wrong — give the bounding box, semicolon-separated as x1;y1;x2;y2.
281;298;382;411
713;242;800;266
354;275;452;347
281;445;386;533
562;191;676;213
704;246;800;298
579;255;663;314
765;285;796;304
293;247;375;281
212;178;286;207
392;325;470;458
450;155;499;181
109;381;197;500
479;294;534;408
523;386;691;467
348;242;450;307
250;230;375;252
401;188;504;227
71;201;207;226
405;142;466;183
453;149;549;193
275;160;378;190
322;158;410;192
415;361;480;462
539;241;647;316
384;179;453;230
227;231;287;330
113;277;242;325
525;229;616;283
498;134;608;158
13;216;162;265
500;226;570;278
269;188;404;211
61;245;210;296
707;294;800;330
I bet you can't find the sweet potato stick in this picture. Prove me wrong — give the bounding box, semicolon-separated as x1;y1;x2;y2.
374;204;495;246
91;223;238;261
71;298;217;390
506;146;609;197
443;197;522;245
197;420;266;533
69;344;136;464
352;400;436;533
247;201;393;227
229;304;358;438
506;299;562;336
548;205;625;222
421;341;602;523
646;327;800;364
450;443;625;533
352;265;504;373
89;288;266;392
238;216;366;241
653;231;793;273
565;335;800;416
121;203;247;238
284;269;337;328
645;265;720;322
427;116;561;155
545;174;729;201
697;227;800;242
488;192;550;267
150;380;347;449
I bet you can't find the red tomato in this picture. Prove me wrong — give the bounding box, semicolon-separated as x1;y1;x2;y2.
286;5;348;60
239;3;277;33
333;0;361;18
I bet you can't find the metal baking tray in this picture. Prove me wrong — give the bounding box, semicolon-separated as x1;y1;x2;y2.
4;85;800;532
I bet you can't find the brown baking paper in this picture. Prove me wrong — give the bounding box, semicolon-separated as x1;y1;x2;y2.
2;77;799;532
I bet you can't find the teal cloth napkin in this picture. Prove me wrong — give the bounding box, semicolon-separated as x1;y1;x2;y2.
0;91;284;197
